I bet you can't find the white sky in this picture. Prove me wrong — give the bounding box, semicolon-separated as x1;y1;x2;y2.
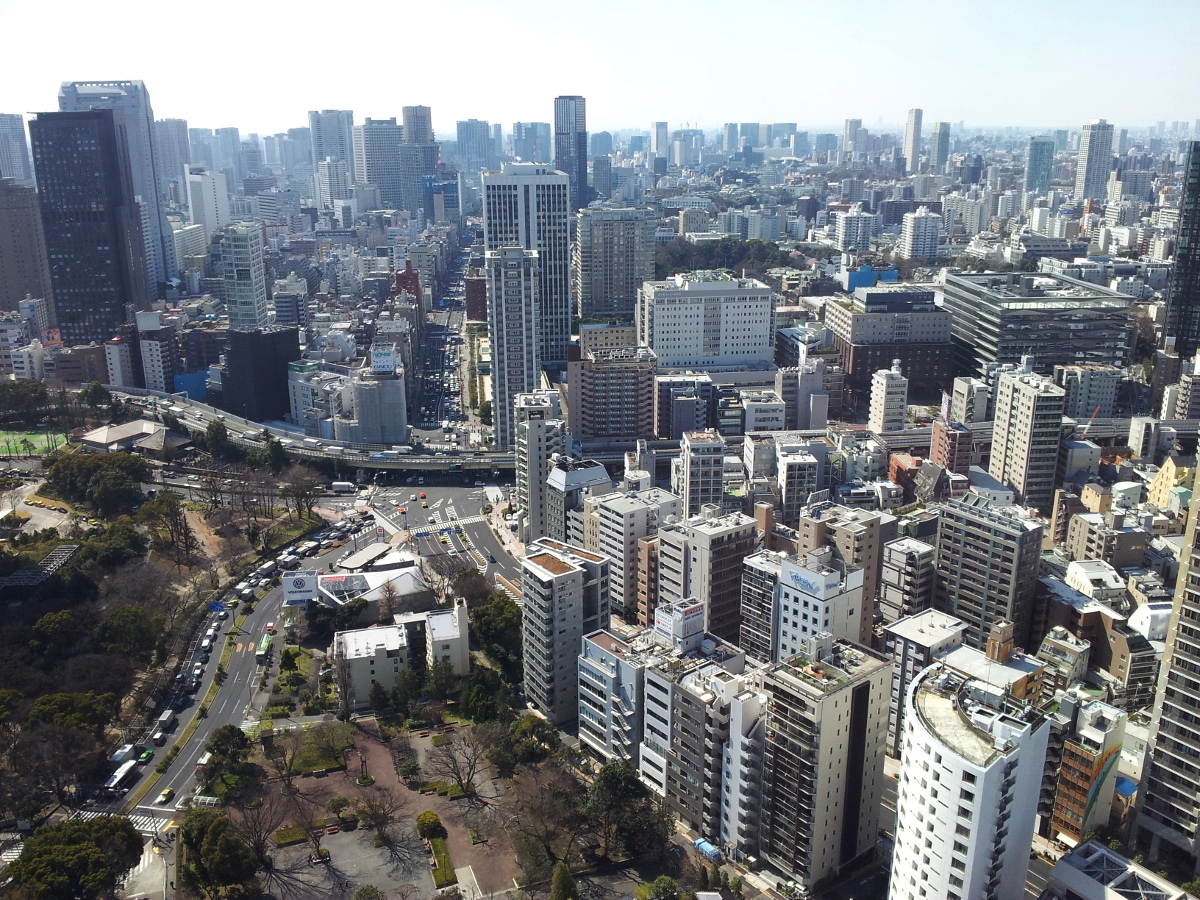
2;0;1198;137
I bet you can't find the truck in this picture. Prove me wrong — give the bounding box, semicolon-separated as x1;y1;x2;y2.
302;438;321;449
331;481;356;494
109;743;138;765
195;751;213;778
157;709;176;730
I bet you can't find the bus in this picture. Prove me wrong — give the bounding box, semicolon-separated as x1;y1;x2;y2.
104;759;138;794
256;634;272;664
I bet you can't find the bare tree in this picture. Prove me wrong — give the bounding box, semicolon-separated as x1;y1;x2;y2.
333;644;354;720
425;729;486;798
353;783;409;841
506;760;590;877
268;729;306;794
229;793;290;863
307;722;353;766
198;475;225;511
423;552;467;601
379;580;400;619
282;463;323;520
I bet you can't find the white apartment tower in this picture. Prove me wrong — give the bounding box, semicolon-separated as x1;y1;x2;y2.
902;108;923;173
1075;119;1114;201
988;371;1065;511
521;538;610;725
835;205;876;253
889;663;1049;900
186;167;230;236
487;247;541;449
482;163;572;367
673;430;725;515
515;391;568;543
352;117;404;208
896;206;942;259
222;223;269;331
868;360;908;433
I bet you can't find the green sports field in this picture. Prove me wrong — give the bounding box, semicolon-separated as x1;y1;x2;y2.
0;430;63;456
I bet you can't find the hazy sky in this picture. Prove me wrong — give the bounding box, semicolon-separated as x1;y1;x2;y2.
3;0;1197;138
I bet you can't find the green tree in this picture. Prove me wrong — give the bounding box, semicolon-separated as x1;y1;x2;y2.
354;888;387;900
279;648;298;672
79;381;112;410
138;490;197;566
205;420;230;457
589;762;673;859
510;715;561;765
472;595;522;681
207;724;252;767
177;808;259;897
696;867;709;891
368;681;389;713
417;810;446;839
478;399;493;426
326;795;350;816
84;466;141;517
426;656;457;703
26;692;115;734
5;815;141;900
30;609;78;656
94;606;157;659
0;380;49;424
636;876;679;900
161;411;183;433
550;861;579;900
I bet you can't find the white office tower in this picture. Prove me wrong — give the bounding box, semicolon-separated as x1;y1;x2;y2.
352;117;404;208
483;163;571;367
317;157;353;209
59;80;172;288
515;391;568;543
776;440;824;523
521;538;610;725
487;247;541;449
153;118;189;203
186;167;230;236
1074;119;1114;201
739;547;866;663
758;636;891;890
637;272;777;369
902;108;923;173
673;430;725;515
951;375;989;424
889;662;1050;900
222;223;269;331
651;121;669;157
988;371;1065;511
896;206;942;259
585;488;681;616
308;110;355;181
868;360;908;433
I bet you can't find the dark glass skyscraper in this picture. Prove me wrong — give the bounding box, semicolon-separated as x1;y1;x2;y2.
30;110;150;345
1167;141;1200;359
553;95;588;210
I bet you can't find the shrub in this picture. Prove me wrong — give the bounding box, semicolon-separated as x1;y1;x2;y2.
417;810;446;839
431;837;457;887
275;825;307;846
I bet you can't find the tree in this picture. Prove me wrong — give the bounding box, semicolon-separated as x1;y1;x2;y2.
85;466;142;518
454;569;495;609
478;399;493;426
550;861;579;900
426;656;457;703
355;888;387;900
268;729;305;793
138;490;198;566
636;876;679;900
510;714;561;765
205;420;231;458
458;666;507;723
94;606;158;660
696;867;709;891
588;763;674;860
30;609;78;656
208;724;252;766
280;463;322;518
472;595;522;681
177;808;259;898
368;681;389;713
79;381;112;411
228;793;289;869
416;810;445;839
326;795;350;817
279;648;298;672
353;783;409;841
26;691;116;734
426;730;486;798
13;724;105;801
509;760;589;877
5;815;141;900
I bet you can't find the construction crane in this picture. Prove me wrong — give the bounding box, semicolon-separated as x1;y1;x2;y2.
1079;404;1102;436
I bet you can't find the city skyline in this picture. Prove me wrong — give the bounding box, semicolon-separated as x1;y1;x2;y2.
2;0;1198;136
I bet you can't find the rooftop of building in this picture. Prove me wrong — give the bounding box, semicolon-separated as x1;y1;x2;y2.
886;609;968;644
769;637;888;695
913;664;1042;767
526;551;576;577
649;271;772;291
426;606;462;643
583;630;631;658
941;643;1044;690
335;624;407;659
531;537;607;565
1049;840;1190;900
644;633;746;683
943;271;1134;306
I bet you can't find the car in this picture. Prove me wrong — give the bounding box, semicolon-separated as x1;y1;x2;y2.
138;749;155;764
185;677;201;694
421;500;428;507
218;609;228;620
192;663;203;678
419;492;427;499
157;788;175;804
199;651;210;663
487;554;497;563
410;494;417;501
266;622;276;634
474;481;485;487
428;515;436;523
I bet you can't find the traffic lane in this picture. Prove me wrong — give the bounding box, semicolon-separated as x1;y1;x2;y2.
1027;856;1053;899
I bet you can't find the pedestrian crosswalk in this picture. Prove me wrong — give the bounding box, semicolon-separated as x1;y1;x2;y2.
410;514;487;536
70;809;166;835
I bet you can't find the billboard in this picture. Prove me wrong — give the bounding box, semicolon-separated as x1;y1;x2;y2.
370;343;397;374
283;571;318;607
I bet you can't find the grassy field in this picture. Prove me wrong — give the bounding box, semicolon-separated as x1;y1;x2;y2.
0;430;64;456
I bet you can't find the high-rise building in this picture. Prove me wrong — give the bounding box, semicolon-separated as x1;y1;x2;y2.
221;223;269;331
637;272;776;370
1165;142;1200;359
930;121;951;172
902;108;923;173
566;346;656;445
30;110;150;344
1138;493;1200;862
878;537;938;625
514;391;567;542
989;371;1065;510
456;118;492;177
868;360;908;433
1075;119;1114;201
0;178;54;313
584;488;681;616
307;110;354;182
402;106;433;144
671;430;725;516
487;247;541;449
895;206;942;260
0;115;34;184
888;662;1050;900
843;118;863;151
657;506;757;644
512;122;551;163
317;158;352;208
651;122;669;158
882;609;966;757
834;205;876;252
59;81;171;291
934;496;1043;650
220;326;301;422
482;163;571;367
521;537;610;725
1024;135;1056;197
185;167;230;236
759;637;890;890
739;123;761;149
152;118;189;204
553;95;588;211
352;117;404;208
573;207;656;321
396;107;438;216
793;502;884;644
